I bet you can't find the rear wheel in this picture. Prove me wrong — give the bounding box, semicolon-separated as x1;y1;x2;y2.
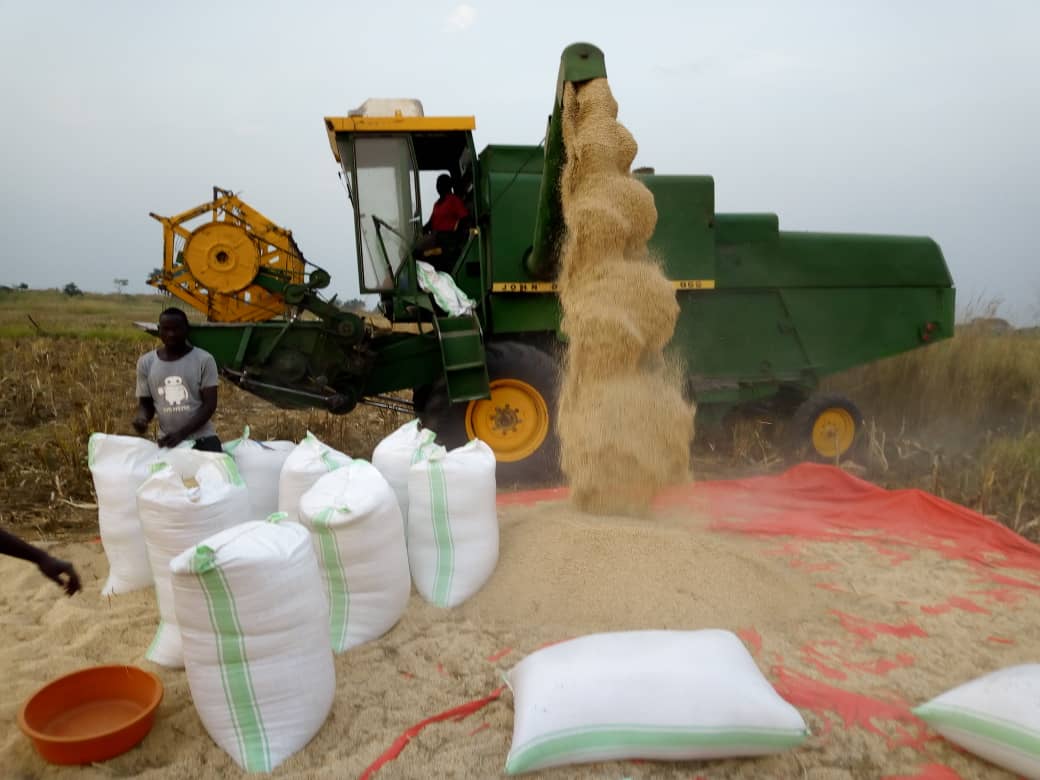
789;394;863;462
419;341;561;487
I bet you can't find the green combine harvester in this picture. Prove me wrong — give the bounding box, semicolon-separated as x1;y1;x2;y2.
148;43;955;484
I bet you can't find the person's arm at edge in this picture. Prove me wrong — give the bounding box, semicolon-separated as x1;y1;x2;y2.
0;528;82;595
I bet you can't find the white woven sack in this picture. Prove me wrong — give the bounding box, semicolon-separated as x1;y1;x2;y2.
277;432;350;523
914;664;1040;779
407;438;498;607
371;418;437;528
504;629;809;775
87;433;160;595
298;460;410;652
170;517;335;773
223;426;295;521
136;452;248;668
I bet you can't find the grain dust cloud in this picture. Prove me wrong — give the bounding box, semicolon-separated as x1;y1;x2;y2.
556;78;695;516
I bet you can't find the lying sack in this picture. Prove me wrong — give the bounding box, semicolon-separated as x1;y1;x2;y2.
171;516;334;773
407;438;497;607
298;459;410;652
505;629;809;775
371;418;437;527
136;452;248;668
223;425;295;521
914;664;1040;779
277;432;350;523
88;433;159;595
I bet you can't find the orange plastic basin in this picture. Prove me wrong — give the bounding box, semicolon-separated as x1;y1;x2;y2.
18;665;163;765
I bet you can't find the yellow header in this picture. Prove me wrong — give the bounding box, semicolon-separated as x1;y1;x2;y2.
491;280;716;294
324;116;477;161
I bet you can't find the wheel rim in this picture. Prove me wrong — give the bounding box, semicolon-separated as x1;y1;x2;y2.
811;408;857;458
465;379;550;462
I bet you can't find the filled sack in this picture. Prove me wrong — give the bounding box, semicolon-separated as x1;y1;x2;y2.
505;629;809;775
87;433;160;595
371;418;437;527
223;425;295;521
136;451;248;667
914;664;1040;779
170;516;335;773
277;432;350;523
407;438;497;607
298;459;410;652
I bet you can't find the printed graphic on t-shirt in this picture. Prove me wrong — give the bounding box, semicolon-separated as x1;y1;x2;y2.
158;376;190;408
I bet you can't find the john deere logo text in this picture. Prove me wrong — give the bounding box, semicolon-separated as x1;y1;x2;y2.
491;280;715;293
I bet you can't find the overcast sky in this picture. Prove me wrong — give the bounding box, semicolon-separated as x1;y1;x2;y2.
1;0;1037;323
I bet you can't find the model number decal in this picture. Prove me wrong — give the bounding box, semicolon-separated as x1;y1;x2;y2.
491;280;715;293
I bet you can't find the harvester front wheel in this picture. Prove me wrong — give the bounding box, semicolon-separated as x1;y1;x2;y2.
790;394;864;462
419;342;561;488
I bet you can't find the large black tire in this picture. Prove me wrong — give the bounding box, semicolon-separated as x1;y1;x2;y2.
419;341;562;488
788;393;864;463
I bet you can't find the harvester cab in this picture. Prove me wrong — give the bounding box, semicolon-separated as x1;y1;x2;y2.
325;99;481;322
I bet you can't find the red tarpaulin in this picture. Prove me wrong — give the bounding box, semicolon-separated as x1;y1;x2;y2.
361;465;1040;778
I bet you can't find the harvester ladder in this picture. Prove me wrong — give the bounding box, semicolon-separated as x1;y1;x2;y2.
433;313;490;403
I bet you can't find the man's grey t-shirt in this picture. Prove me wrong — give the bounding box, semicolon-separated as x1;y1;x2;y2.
135;347;219;439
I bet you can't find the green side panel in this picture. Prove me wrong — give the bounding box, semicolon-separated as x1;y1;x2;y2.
489;295;561;335
780;286;955;376
671;285;955;396
672;290;810;384
715;227;953;289
366;333;444;394
480;145;545;285
642;175;716;281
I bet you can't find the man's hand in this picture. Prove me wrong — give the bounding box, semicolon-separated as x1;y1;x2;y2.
133;397;155;435
157;431;186;449
37;555;82;596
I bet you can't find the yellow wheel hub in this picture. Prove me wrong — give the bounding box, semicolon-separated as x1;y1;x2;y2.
811;408;857;458
465;379;549;462
183;222;260;293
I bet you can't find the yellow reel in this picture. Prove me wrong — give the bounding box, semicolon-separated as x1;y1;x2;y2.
183;222;260;294
148;188;307;322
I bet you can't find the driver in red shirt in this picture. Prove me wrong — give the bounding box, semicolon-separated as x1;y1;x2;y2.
413;174;470;272
425;174;469;233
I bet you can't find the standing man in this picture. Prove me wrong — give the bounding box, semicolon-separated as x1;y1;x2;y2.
132;307;222;451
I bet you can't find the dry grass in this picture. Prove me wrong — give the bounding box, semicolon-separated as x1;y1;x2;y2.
0;292;407;535
818;323;1040;539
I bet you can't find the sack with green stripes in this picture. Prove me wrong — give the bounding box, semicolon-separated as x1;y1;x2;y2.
913;664;1040;779
407;438;498;608
371;418;438;527
136;452;249;668
223;425;295;521
169;516;335;773
504;629;809;775
298;459;410;652
88;433;161;595
277;431;351;523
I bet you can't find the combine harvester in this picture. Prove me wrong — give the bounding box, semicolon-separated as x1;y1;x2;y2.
147;43;955;484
